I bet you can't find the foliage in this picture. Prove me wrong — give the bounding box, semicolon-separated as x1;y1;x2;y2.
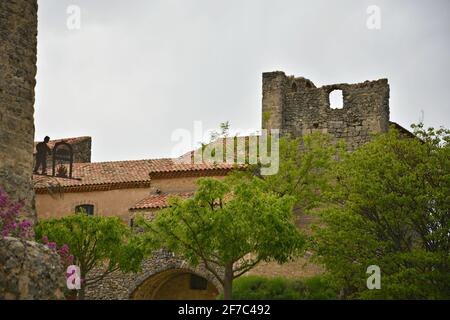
302;275;339;300
217;275;337;300
200;122;341;200
137;176;304;299
311;124;450;299
0;186;72;263
35;213;145;299
0;187;75;298
0;187;34;239
258;132;344;211
208;121;231;142
41;235;74;267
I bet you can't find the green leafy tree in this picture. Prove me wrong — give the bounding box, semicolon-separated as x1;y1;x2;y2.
137;177;304;300
222;131;341;213
35;214;145;299
259;132;343;211
201;121;340;208
257;112;342;211
311;125;450;299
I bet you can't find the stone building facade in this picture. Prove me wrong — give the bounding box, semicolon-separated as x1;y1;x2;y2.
34;156;234;300
34;157;234;223
262;71;390;150
0;0;38;218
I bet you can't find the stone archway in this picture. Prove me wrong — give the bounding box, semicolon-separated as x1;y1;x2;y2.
85;252;223;300
130;268;219;300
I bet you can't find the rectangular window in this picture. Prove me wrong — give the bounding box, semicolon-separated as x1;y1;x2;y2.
75;204;94;216
190;274;208;290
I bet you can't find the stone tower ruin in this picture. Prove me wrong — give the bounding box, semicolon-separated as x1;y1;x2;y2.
262;71;390;150
0;0;38;218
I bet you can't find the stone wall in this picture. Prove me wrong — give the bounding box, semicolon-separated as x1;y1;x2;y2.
132;270;219;300
262;71;390;151
85;250;221;300
68;137;91;163
0;237;66;300
0;0;38;218
33;136;92;168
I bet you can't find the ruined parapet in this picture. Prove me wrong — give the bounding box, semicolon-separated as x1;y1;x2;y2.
0;0;38;218
33;136;92;170
262;71;390;150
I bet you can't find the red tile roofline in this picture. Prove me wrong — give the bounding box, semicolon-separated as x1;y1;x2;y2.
130;192;194;211
389;121;415;138
35;179;153;194
148;167;238;179
34;161;239;194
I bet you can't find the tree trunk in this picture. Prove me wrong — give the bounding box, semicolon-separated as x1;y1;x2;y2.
223;263;233;300
77;285;85;300
78;269;86;300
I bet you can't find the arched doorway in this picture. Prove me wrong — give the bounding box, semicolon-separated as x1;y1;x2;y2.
130;268;219;300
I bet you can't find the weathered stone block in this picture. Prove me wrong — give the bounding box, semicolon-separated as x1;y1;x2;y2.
0;237;66;300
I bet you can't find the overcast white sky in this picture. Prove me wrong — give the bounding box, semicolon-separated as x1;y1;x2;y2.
35;0;450;162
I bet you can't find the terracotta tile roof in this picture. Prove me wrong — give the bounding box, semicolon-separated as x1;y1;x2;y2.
177;135;259;164
33;136;90;154
34;159;237;193
389;121;415;138
130;192;194;210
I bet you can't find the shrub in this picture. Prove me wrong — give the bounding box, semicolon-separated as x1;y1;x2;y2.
302;276;338;300
218;275;337;300
0;187;33;239
311;125;450;299
0;187;73;298
35;214;145;299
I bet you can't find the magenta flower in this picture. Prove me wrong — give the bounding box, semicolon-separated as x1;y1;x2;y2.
19;220;32;228
0;188;28;239
58;244;69;254
47;242;57;250
1;188;74;287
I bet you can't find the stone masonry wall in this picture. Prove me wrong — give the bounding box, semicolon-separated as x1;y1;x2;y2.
0;0;38;218
262;71;390;151
66;137;91;163
85;250;221;300
33;136;92;171
0;237;66;300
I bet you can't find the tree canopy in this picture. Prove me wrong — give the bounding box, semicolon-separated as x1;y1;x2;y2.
35;214;145;299
257;132;343;211
137;176;304;299
311;125;450;299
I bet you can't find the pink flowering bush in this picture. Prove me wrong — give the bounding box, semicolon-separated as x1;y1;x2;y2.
1;187;76;298
0;188;34;239
41;235;74;266
1;186;73;276
41;235;77;299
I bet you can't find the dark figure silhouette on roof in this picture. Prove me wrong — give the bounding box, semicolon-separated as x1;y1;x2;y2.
34;136;51;175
